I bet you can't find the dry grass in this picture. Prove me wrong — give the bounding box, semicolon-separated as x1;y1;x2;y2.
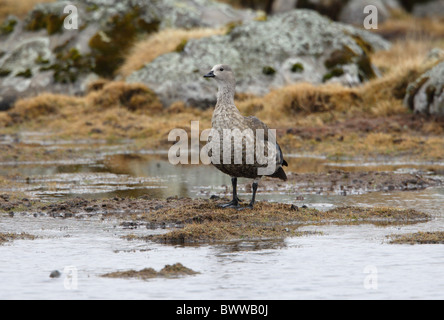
86;81;163;112
10;93;84;122
124;199;430;244
118;28;226;77
237;38;440;122
389;231;444;245
101;263;199;280
0;0;54;22
2;26;444;159
376;15;444;40
0;232;36;245
2;81;212;147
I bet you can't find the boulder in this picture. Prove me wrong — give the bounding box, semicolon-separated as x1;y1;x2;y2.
127;9;390;108
0;0;256;110
404;61;444;116
412;0;444;17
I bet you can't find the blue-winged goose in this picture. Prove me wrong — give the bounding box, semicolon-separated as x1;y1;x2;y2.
203;64;288;209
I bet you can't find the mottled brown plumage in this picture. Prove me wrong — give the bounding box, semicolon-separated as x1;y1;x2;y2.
203;64;288;209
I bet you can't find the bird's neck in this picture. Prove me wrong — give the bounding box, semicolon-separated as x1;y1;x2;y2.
215;82;238;113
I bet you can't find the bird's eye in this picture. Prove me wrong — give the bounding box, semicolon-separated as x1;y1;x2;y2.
220;68;224;71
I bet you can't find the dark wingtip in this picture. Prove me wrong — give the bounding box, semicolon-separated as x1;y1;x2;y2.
271;167;287;181
282;160;288;167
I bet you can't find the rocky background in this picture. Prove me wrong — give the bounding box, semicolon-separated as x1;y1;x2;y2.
0;0;443;145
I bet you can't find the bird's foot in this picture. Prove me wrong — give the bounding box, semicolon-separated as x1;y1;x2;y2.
218;199;240;209
237;203;254;211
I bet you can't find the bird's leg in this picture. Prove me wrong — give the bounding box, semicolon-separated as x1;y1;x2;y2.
219;177;240;208
238;181;258;210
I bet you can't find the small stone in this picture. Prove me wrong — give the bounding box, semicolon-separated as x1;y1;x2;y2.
49;270;61;278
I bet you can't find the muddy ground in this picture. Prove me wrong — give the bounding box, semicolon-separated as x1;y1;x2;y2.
261;169;443;195
0;193;432;245
0;159;442;246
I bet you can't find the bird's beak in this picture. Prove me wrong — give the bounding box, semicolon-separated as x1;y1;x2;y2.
203;70;215;78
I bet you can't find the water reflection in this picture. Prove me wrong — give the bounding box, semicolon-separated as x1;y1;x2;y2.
1;152;443;202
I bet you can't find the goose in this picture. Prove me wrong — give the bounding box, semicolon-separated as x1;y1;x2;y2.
203;64;288;209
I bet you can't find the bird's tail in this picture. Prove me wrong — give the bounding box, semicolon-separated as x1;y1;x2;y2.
271;166;287;181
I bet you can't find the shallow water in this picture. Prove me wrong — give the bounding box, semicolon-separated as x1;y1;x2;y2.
1;151;443;202
1;138;444;299
1;198;443;300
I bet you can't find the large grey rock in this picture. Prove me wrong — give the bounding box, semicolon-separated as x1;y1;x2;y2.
412;0;444;17
0;0;256;109
128;9;390;108
272;0;298;14
404;61;444;116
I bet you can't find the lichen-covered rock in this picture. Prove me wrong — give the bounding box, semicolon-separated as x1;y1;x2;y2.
128;9;390;108
404;61;444;116
0;0;256;110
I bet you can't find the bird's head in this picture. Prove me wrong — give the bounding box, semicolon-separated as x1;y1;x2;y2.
203;64;235;85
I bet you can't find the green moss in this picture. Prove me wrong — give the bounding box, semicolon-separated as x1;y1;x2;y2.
88;7;160;77
323;67;344;82
357;55;376;81
137;18;161;33
86;3;99;12
35;54;50;65
254;12;268;21
262;66;276;75
291;63;304;73
26;10;68;35
325;44;376;82
425;85;436;107
16;69;33;78
325;46;357;69
349;34;374;55
225;21;243;35
41;48;92;84
0;18;17;35
0;69;11;77
175;39;188;52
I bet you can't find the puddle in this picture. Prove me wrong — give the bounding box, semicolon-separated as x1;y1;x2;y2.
1;151;443;202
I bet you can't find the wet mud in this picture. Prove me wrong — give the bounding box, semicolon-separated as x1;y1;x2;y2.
261;170;443;195
1;196;431;245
